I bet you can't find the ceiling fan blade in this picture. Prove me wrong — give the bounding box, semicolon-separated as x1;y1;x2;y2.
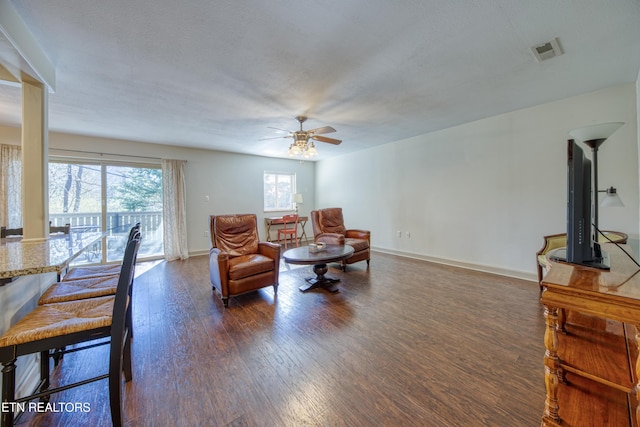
312;135;342;145
259;135;292;141
308;126;336;135
267;126;293;133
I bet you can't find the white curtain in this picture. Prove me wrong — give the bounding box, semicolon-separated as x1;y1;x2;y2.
162;159;189;261
0;144;22;228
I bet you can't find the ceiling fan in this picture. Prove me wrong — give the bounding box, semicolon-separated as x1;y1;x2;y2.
262;116;341;158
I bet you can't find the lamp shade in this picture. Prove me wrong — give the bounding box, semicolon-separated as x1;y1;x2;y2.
600;187;624;208
295;193;303;204
569;122;624;143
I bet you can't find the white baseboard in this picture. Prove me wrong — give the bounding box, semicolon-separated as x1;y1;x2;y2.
188;249;209;258
371;246;537;283
188;246;537;283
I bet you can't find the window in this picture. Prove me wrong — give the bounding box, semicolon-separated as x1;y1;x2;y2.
49;160;163;263
264;172;296;212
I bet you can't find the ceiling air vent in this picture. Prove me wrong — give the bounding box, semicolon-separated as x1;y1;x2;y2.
531;37;563;62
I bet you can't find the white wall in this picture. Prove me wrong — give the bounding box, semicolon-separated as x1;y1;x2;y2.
315;83;639;281
637;69;640;243
0;127;315;255
0;83;636;278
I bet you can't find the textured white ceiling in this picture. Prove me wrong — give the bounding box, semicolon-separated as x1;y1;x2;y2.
1;0;639;160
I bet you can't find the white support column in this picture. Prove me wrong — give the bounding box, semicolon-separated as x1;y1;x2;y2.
1;0;55;241
21;77;48;241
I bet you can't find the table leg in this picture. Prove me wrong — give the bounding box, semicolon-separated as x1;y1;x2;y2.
265;221;273;242
542;305;561;425
299;263;340;293
298;220;308;245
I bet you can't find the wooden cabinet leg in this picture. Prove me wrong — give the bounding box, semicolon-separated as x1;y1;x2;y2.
543;305;561;424
634;324;640;426
558;308;567;333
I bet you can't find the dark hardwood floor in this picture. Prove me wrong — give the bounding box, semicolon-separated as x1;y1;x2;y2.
19;251;546;426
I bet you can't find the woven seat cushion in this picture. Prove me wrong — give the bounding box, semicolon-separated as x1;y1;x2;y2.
0;296;115;347
38;275;120;305
63;264;121;281
228;254;274;280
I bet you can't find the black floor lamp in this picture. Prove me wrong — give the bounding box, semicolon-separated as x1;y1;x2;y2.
569;122;624;236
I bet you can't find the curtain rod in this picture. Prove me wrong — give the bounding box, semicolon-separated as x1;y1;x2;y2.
49;148;160;160
49;148;186;162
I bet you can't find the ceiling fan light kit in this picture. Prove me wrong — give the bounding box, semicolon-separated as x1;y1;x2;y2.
289;141;318;158
265;116;341;159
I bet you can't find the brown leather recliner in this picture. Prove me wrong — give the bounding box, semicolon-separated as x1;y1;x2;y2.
310;208;370;271
209;214;281;307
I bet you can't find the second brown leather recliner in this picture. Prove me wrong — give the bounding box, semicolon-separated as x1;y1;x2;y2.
310;207;370;271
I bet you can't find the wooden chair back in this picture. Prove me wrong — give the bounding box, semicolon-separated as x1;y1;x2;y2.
281;214;299;230
278;214;299;248
0;227;23;238
50;223;71;234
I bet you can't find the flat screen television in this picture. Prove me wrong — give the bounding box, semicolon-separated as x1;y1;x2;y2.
550;139;610;269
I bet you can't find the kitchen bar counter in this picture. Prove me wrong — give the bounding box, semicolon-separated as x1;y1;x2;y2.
0;229;104;403
0;231;103;281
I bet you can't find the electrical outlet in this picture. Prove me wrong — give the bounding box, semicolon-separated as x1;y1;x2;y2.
397;230;402;238
203;231;209;237
406;232;411;238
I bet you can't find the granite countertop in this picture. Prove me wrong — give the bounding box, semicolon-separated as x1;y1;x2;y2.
0;231;103;279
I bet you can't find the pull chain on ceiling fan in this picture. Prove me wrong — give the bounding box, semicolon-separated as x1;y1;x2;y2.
261;116;342;158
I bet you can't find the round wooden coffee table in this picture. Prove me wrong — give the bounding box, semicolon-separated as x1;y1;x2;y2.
283;245;354;293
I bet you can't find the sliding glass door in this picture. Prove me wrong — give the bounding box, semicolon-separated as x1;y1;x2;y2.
49;162;104;263
105;165;163;261
49;160;163;264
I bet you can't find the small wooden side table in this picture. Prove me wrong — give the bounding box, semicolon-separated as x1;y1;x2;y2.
265;215;308;243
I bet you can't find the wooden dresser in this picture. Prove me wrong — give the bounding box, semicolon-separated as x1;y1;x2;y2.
541;243;640;426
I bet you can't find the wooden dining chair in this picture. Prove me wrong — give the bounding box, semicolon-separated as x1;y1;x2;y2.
278;214;299;249
61;223;141;281
2;224;70;237
0;233;141;427
40;224;142;364
0;227;23;238
49;222;71;234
